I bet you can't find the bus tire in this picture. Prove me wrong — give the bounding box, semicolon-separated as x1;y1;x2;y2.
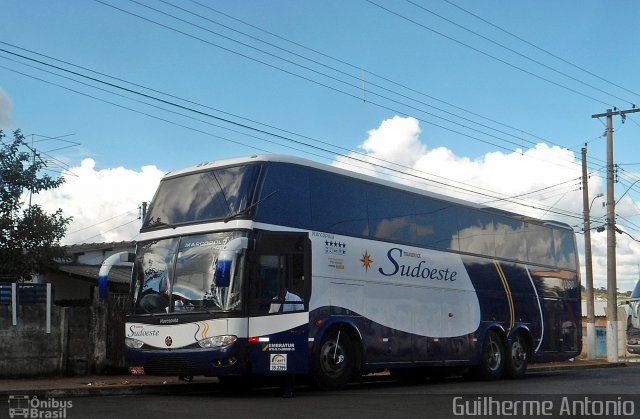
505;332;529;379
478;330;504;380
312;328;354;390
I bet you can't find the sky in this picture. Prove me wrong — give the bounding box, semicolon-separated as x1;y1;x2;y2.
1;0;640;291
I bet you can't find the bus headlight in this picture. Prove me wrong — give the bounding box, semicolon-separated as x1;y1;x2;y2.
198;335;237;348
125;338;144;349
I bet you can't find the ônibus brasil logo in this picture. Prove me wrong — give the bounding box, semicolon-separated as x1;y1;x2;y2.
8;395;73;418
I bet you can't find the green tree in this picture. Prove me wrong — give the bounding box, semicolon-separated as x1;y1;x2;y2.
0;129;71;281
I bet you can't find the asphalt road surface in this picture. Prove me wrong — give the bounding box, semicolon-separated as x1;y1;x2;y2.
8;365;640;419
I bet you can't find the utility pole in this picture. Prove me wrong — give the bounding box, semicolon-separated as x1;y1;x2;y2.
592;106;640;362
141;202;148;222
28;134;36;213
581;146;596;360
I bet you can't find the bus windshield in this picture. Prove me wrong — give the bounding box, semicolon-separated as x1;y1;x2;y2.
131;231;246;314
143;164;259;229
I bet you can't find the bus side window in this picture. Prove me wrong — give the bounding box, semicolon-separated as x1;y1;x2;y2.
281;253;305;312
258;255;282;312
253;254;305;314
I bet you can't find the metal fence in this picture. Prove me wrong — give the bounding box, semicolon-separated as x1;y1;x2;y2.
0;282;51;304
0;282;53;332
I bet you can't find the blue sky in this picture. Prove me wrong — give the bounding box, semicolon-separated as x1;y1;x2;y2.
2;1;640;290
2;0;639;169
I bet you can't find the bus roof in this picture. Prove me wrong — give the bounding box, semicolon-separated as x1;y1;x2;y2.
162;154;574;231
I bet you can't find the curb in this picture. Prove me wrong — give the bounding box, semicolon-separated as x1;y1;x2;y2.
0;382;220;399
528;361;628;373
0;362;631;398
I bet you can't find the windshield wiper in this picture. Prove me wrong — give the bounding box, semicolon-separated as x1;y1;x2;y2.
143;217;177;230
224;190;277;223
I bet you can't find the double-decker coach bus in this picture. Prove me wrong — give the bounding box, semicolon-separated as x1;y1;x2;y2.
625;280;640;354
125;155;581;389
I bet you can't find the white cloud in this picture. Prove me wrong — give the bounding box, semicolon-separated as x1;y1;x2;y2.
33;158;165;245
0;87;15;127
360;115;426;167
334;116;639;292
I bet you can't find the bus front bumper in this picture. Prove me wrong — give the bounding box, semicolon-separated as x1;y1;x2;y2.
126;343;247;377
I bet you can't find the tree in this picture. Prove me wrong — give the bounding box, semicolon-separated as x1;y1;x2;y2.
0;129;71;281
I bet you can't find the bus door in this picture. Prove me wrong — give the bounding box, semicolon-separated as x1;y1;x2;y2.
247;231;311;375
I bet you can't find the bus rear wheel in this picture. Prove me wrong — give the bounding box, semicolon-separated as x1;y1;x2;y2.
478;330;504;380
505;333;529;379
312;328;354;390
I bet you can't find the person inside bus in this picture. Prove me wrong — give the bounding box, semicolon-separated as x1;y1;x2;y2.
138;271;170;314
269;287;303;313
258;254;304;314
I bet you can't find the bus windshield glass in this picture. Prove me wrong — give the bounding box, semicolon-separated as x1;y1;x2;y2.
131;231;246;314
143;164;259;229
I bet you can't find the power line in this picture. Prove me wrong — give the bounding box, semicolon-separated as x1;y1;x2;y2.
442;0;640;101
480;175;582;206
65;208;139;236
71;217;140;245
365;0;615;107
405;0;636;107
185;0;561;147
617;216;640;235
90;0;594;171
155;0;547;150
2;0;608;223
0;55;586;221
94;0;531;153
0;43;588;207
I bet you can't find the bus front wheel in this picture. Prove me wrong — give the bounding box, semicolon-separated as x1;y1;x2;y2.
478;330;504;380
312;328;354;390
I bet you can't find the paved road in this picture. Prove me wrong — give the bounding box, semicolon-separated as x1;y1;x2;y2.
7;364;639;419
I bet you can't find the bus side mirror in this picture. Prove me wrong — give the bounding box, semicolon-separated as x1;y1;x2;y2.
213;237;248;288
214;259;232;287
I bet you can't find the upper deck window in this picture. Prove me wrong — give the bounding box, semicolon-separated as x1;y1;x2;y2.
143;164;259;229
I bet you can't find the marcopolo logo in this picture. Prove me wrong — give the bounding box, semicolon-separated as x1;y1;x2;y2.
8;395;73;418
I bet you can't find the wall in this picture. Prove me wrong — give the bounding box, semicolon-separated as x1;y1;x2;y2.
580;306;639;359
0;293;127;377
0;303;63;376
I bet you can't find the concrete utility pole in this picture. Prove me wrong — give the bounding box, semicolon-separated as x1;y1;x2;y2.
592;107;640;362
581;146;599;360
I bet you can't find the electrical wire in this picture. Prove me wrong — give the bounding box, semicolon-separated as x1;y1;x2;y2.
2;1;624;221
0;56;587;221
65;208;139;236
184;0;557;147
90;0;600;172
0;46;589;214
442;0;640;100
94;0;534;153
155;0;547;150
405;0;636;107
70;217;141;245
365;0;616;107
123;0;611;171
